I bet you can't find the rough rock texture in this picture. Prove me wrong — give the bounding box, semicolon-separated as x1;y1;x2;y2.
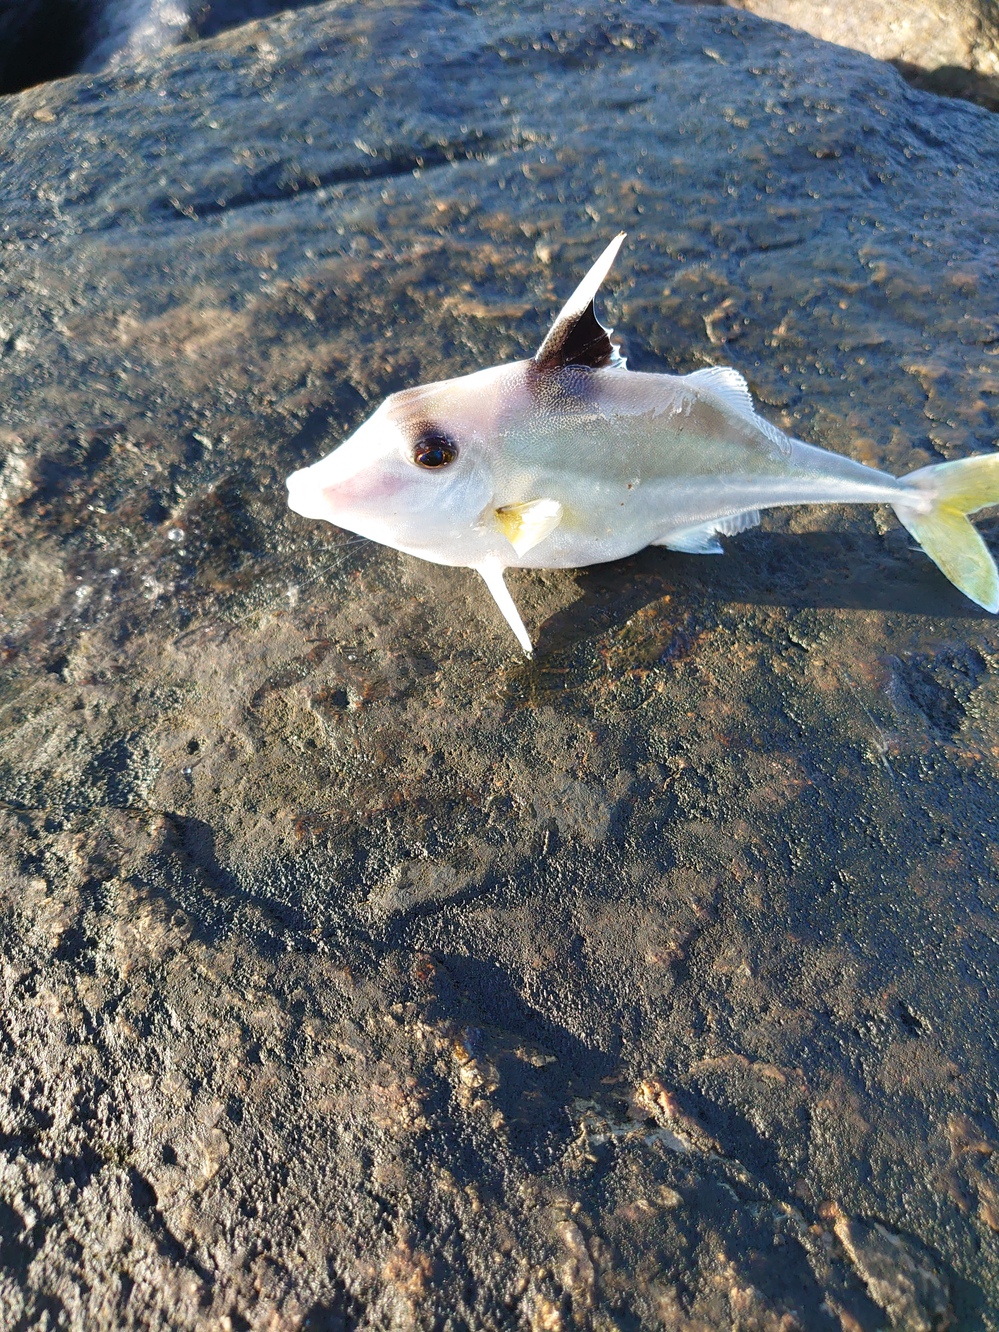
688;0;999;109
2;0;999;1327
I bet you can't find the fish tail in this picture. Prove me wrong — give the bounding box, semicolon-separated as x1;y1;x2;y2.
893;453;999;612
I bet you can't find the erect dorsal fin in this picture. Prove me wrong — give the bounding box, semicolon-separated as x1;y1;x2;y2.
534;234;627;373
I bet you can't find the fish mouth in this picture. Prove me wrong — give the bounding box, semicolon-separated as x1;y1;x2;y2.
286;461;407;531
286;466;335;522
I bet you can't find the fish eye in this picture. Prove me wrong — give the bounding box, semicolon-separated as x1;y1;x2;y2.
412;431;457;469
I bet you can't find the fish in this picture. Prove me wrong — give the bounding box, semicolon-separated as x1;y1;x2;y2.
286;234;999;655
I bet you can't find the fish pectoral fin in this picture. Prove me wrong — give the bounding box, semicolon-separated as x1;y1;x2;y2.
476;561;534;656
655;509;761;554
495;498;563;556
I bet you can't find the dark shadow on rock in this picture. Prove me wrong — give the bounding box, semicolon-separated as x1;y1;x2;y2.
0;0;91;95
685;528;999;616
683;1084;805;1196
422;954;617;1170
534;529;995;656
302;1279;366;1332
886;642;987;741
893;59;999;113
127;1167;216;1288
163;814;313;949
0;1197;39;1281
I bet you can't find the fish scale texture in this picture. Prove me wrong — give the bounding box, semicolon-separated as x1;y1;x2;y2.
1;1;999;1328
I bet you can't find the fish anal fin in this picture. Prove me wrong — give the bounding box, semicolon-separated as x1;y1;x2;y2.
656;526;724;555
477;561;534;655
715;508;761;537
655;509;761;554
534;234;627;373
495;498;563;556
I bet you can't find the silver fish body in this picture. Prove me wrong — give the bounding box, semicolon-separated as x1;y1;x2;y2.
287;235;999;654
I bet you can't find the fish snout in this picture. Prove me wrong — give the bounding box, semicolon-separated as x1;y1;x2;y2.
286;458;406;528
286;465;336;522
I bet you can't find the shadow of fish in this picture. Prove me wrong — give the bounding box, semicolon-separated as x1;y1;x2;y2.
286;236;999;655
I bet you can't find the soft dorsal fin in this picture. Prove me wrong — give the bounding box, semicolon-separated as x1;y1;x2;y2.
685;365;791;457
534;233;627;373
685;366;755;418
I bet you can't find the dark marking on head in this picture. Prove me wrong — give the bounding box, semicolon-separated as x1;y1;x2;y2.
410;422;458;468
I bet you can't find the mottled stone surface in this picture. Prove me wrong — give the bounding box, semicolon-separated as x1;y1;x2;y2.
721;0;997;70
685;0;999;108
1;0;999;1327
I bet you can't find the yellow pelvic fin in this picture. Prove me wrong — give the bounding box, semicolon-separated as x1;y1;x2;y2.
494;498;563;557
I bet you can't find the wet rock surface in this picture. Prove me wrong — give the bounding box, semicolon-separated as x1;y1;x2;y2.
1;0;999;1326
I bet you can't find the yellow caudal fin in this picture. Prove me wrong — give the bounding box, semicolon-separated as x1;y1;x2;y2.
893;453;999;613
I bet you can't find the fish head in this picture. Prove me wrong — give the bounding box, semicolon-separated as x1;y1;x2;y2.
286;231;630;638
286;361;533;565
